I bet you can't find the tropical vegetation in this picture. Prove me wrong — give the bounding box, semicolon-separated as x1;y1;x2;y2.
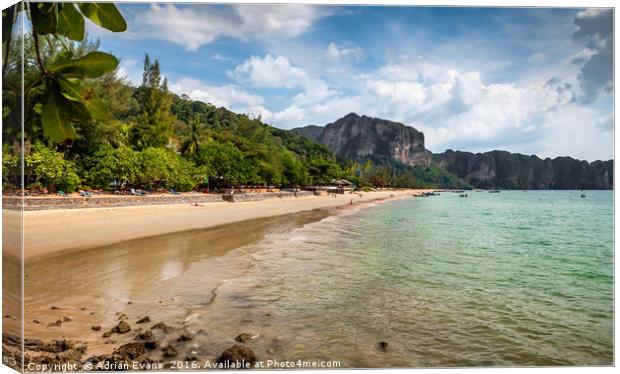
2;2;464;194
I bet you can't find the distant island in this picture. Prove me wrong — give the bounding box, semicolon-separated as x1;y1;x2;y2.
293;113;613;190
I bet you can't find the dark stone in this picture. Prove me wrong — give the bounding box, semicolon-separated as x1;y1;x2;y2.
114;342;146;360
135;330;154;341
62;316;71;322
217;345;256;368
115;321;131;334
47;320;62;327
102;331;112;338
162;345;177;357
136;316;151;324
91;325;101;331
235;333;254;343
378;341;389;352
151;322;170;333
177;334;192;342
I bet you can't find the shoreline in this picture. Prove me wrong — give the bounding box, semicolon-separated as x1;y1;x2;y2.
3;189;426;368
4;189;429;260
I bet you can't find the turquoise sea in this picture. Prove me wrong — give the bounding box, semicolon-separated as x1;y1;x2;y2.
24;190;613;367
205;190;613;367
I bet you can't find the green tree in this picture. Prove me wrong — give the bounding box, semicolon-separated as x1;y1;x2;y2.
180;117;204;156
25;143;80;192
130;54;176;149
84;145;140;189
196;141;258;185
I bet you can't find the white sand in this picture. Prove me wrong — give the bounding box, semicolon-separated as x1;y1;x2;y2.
3;190;428;259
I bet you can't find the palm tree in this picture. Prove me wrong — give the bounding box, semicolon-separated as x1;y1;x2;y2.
180;117;204;156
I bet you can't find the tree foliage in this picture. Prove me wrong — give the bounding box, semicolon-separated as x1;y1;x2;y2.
2;2;465;194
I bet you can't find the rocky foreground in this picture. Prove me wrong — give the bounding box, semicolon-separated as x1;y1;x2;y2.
2;312;258;371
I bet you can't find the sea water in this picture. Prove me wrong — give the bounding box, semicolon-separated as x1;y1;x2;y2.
205;190;613;367
24;191;613;367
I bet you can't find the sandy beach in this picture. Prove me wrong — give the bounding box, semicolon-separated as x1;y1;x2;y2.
0;189;429;369
4;190;428;259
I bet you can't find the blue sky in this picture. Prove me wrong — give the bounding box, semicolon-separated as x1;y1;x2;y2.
89;4;613;161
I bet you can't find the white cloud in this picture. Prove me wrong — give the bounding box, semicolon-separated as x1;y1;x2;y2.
132;4;328;51
116;58;142;86
256;56;610;160
210;54;233;62
232;54;338;105
325;42;365;62
169;77;265;109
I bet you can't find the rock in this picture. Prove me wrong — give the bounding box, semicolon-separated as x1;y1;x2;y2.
51;306;60;310
115;321;131;334
135;330;154;341
127;301;133;305
47;320;62;327
114;342;146;360
177;334;192;342
32;320;41;324
162;345;177;357
217;345;256;367
102;331;112;338
62;316;71;322
151;322;170;333
136;316;150;324
91;325;101;331
144;340;158;350
235;333;254;343
378;341;389;352
117;313;128;321
80;307;86;311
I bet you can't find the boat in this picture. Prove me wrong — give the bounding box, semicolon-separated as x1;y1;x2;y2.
488;189;501;193
459;193;468;198
581;194;586;198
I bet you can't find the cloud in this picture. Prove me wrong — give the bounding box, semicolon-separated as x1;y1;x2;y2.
168;77;265;109
572;9;613;102
254;56;612;161
210;53;233;62
231;54;338;105
131;4;328;51
116;58;142;86
325;42;365;62
528;52;548;63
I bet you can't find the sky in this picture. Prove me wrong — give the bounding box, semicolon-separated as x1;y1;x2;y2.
89;3;613;161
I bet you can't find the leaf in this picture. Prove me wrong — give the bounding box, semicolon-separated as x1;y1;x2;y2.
37;2;56;15
2;5;16;43
78;3;127;32
29;2;58;35
57;77;108;120
48;51;119;78
41;88;77;143
57;3;85;41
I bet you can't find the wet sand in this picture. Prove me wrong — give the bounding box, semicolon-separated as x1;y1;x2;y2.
7;190;427;259
3;191;424;369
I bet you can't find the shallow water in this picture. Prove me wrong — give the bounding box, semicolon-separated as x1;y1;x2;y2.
24;191;613;367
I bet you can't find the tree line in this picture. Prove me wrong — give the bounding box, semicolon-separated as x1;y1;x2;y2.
2;2;463;194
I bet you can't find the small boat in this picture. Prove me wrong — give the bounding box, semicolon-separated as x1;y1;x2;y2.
581;194;586;198
459;193;468;197
488;189;501;193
